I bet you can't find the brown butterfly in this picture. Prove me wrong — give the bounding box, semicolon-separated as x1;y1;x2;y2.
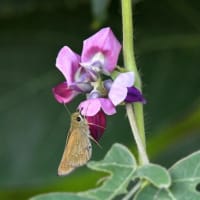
58;112;92;176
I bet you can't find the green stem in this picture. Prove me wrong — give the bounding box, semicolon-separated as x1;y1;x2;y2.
121;0;147;164
121;0;140;86
126;104;149;164
122;180;141;200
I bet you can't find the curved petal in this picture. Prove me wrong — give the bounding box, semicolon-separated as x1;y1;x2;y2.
125;86;146;104
56;46;80;85
99;98;116;115
108;86;128;106
52;82;79;104
113;72;135;88
81;27;121;74
108;72;135;105
78;99;101;116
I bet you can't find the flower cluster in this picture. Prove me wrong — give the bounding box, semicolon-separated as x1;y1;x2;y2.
52;27;145;140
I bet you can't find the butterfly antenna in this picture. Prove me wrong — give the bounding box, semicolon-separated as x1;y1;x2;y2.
87;122;105;130
89;135;102;149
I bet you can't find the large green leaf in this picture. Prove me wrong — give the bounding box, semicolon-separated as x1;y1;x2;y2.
135;150;200;200
31;143;137;200
82;143;137;199
168;150;200;199
134;164;171;188
30;193;91;200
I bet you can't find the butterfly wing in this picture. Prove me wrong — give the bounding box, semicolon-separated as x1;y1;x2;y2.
58;127;92;176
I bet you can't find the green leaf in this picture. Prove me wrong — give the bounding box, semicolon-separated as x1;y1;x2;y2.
168;150;200;199
30;193;91;200
135;164;171;188
134;185;173;200
135;150;200;200
31;143;137;200
81;143;137;200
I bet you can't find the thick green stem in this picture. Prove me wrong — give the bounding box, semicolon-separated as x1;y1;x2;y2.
121;0;140;86
121;0;147;164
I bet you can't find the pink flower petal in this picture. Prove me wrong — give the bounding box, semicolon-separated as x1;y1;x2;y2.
81;27;121;73
52;82;79;104
78;99;101;116
56;46;80;86
99;98;116;115
108;86;128;106
78;98;116;116
113;72;134;87
108;72;135;106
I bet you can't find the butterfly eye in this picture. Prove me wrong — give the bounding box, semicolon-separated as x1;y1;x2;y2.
76;116;82;122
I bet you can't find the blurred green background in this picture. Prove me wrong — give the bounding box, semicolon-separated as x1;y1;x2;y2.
0;0;200;199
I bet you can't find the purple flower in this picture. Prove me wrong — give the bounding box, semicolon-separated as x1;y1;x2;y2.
81;27;121;75
53;27;121;104
77;72;145;117
52;82;79;104
108;72;146;105
86;110;106;141
78;98;116;116
52;27;147;143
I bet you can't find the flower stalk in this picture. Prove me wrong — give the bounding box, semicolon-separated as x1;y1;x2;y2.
121;0;148;164
126;104;149;164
